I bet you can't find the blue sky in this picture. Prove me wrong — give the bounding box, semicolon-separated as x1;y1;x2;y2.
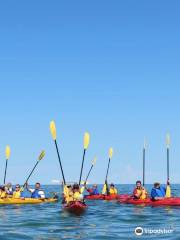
0;1;180;184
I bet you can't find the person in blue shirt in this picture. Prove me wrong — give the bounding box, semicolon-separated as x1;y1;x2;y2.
151;182;166;200
26;182;45;199
85;184;99;195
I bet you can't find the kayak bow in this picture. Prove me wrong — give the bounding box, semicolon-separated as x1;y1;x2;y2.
63;201;87;215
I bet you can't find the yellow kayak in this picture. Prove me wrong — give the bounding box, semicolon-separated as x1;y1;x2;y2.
0;198;58;205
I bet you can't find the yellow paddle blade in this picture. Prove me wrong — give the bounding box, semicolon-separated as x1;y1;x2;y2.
84;132;90;150
109;147;113;159
5;146;11;160
50;121;57;140
166;185;171;198
102;184;107;194
38;150;45;161
92;157;97;166
166;133;170;148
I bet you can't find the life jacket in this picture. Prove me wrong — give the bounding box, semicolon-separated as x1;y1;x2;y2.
135;188;147;200
31;189;43;199
65;189;74;203
13;190;21;199
0;191;7;198
73;191;83;201
63;186;69;197
109;187;118;195
66;193;74;203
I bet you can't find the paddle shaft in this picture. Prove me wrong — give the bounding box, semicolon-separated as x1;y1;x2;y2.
23;161;39;187
143;147;145;186
3;159;8;184
54;140;66;185
85;165;93;183
167;147;169;180
105;158;111;195
79;149;86;185
105;158;111;181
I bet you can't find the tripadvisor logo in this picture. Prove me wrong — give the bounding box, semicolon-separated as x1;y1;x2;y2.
135;227;143;236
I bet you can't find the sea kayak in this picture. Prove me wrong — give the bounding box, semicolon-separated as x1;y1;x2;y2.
85;194;129;200
63;201;87;215
118;197;180;206
0;198;58;205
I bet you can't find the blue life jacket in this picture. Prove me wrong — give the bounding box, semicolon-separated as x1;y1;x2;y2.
92;189;99;195
31;189;41;198
151;186;166;199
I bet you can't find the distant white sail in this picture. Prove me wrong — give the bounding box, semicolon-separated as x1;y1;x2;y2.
51;179;61;184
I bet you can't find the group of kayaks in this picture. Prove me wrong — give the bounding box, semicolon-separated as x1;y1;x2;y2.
2;122;178;216
48;122;180;214
61;194;180;215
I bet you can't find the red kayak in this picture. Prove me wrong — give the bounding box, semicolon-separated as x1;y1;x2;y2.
85;194;129;201
118;197;180;206
63;201;87;214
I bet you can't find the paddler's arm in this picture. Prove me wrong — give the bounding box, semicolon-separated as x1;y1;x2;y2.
84;183;88;191
25;183;33;193
80;186;85;194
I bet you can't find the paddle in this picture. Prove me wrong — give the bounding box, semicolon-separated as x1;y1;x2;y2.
50;121;66;185
166;133;171;197
104;148;113;195
4;146;10;185
23;150;45;187
143;139;146;186
84;157;97;184
79;132;90;185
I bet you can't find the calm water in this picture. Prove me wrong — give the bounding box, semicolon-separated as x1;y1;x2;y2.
0;184;180;240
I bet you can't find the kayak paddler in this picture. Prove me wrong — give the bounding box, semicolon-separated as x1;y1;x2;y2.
85;184;99;195
109;183;118;195
12;184;25;199
102;182;118;195
5;183;13;195
132;180;148;200
63;185;74;204
151;182;169;200
72;183;84;201
26;182;45;199
0;186;7;198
